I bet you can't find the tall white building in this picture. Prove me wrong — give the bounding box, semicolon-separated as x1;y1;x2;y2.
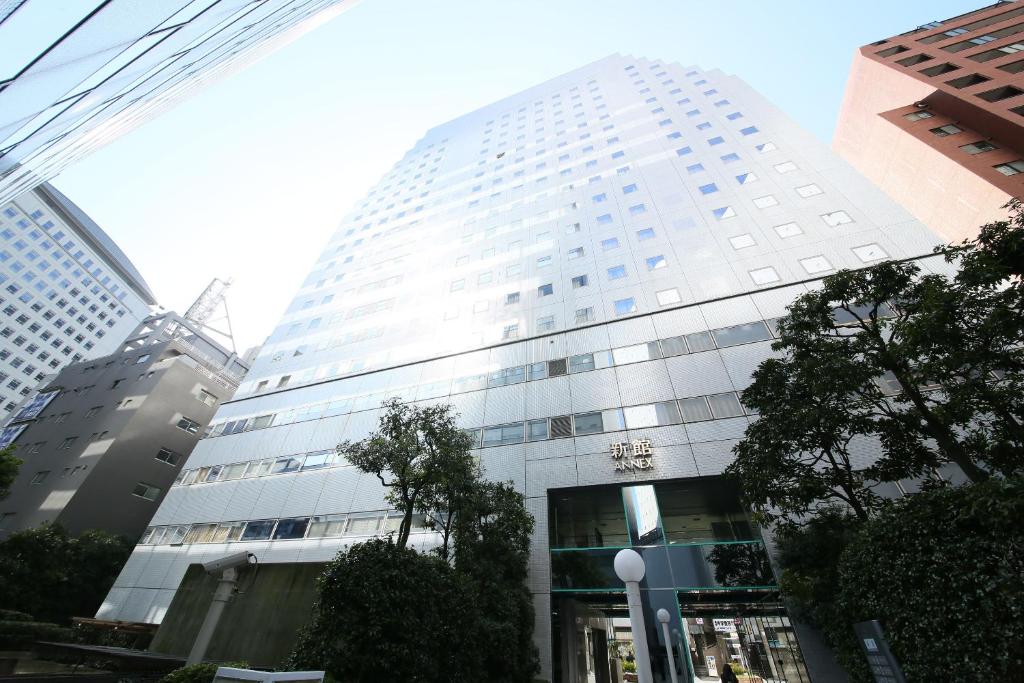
0;183;153;423
0;0;357;205
100;55;947;681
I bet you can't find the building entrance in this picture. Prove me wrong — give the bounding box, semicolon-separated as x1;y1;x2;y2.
548;478;812;683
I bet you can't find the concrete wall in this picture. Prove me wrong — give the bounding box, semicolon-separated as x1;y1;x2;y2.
149;562;327;668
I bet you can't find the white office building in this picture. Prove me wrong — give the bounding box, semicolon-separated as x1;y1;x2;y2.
98;55;947;682
0;183;154;423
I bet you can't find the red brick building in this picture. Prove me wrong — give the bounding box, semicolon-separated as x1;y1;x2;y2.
835;0;1024;242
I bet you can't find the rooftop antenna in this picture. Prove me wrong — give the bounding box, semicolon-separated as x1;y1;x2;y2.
184;277;237;353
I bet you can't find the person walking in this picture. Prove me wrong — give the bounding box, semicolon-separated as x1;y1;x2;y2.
720;662;740;683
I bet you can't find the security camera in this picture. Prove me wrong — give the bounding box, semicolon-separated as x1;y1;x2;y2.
201;551;254;575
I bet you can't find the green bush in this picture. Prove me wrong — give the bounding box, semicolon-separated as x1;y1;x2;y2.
0;524;132;624
288;538;480;682
0;619;75;649
0;609;33;622
159;662;248;683
834;477;1024;681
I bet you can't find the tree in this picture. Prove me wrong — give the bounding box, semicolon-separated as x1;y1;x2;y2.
288;539;481;683
728;357;882;525
416;434;478;562
296;400;539;682
452;481;539;683
341;398;474;549
0;445;21;501
730;204;1024;523
0;524;132;624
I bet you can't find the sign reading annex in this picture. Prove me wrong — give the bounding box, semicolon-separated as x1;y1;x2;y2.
610;438;654;472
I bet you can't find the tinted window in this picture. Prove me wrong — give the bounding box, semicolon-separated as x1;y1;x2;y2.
679;397;713;422
241;520;276;541
574;411;604;435
712;322;771;347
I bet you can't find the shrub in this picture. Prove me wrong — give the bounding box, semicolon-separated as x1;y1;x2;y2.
0;619;75;649
159;662;248;683
834;477;1024;681
0;524;132;624
0;609;33;622
289;539;480;682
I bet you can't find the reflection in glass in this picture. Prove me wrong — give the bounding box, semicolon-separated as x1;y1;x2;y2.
550;485;630;548
624;485;664;545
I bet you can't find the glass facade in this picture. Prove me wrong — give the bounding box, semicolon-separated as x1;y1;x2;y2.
550;478;809;683
0;0;354;204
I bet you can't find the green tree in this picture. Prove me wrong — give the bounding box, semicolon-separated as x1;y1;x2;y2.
288;538;481;683
341;398;474;549
728;356;882;524
0;524;132;624
453;481;539;683
0;445;21;500
731;204;1024;521
295;401;538;682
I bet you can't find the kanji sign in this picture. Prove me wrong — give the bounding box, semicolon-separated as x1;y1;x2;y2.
610;438;654;472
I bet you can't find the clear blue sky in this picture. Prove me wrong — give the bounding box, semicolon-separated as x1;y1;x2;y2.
53;0;982;351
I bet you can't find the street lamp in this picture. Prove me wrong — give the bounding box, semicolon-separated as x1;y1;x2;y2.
657;609;679;683
614;549;653;683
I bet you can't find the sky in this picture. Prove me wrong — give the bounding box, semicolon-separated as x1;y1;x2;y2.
52;0;983;352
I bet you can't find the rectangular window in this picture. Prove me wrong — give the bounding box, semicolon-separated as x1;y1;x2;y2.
712;322;772;347
573;411;603;435
646;255;666;270
903;110;934;121
994;160;1024;176
132;482;161;501
30;471;49;485
678;397;713;422
929;124;963;137
482;422;525;446
601;237;620;251
607;265;627;280
959;140;998;154
571;275;589;288
176;417;201;434
538;283;553;297
155;448;181;466
273;518;310;540
570;354;595;373
241;520;276;541
197;389;218;407
684;331;716;352
505;292;520;305
707;392;745;419
822;210;854;227
614;298;637;316
527;419;549;441
574;307;595;325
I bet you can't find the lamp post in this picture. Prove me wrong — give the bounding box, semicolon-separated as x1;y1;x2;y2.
614;549;653;683
657;609;680;683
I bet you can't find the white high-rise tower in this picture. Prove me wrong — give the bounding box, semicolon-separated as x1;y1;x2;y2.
95;55;945;681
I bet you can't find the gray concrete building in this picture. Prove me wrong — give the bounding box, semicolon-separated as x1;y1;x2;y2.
0;312;247;540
